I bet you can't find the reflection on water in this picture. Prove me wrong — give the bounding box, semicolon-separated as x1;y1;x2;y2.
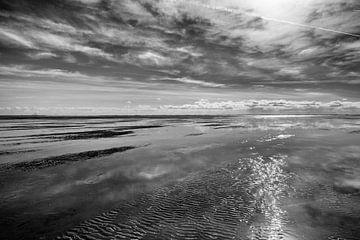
0;115;359;239
232;154;292;239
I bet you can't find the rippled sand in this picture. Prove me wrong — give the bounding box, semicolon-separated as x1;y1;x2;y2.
0;115;359;239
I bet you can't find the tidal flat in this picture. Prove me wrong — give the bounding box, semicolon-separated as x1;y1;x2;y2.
0;115;359;240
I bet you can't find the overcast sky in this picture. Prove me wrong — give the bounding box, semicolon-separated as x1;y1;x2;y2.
0;0;359;115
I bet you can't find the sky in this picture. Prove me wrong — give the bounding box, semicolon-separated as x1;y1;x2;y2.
0;0;359;115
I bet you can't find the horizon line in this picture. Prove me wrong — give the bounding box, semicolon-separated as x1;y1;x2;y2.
0;113;359;119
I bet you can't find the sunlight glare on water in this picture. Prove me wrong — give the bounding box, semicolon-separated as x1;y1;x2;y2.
232;154;292;239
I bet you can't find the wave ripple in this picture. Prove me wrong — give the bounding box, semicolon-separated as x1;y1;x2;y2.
58;154;295;240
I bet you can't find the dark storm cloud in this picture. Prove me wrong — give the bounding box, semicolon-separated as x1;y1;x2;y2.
0;0;359;114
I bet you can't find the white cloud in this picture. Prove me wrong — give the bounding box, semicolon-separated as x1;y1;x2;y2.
63;54;77;63
14;15;79;34
0;65;165;89
0;65;118;86
163;0;359;54
30;31;114;60
0;65;88;79
138;51;170;66
0;0;358;107
124;51;175;66
27;52;58;60
175;46;203;57
162;99;360;112
1;99;359;115
0;23;115;60
277;67;304;77
163;77;225;88
0;28;35;48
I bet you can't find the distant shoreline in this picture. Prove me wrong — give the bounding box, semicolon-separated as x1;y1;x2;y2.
0;114;359;119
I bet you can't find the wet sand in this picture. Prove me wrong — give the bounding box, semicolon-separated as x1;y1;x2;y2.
0;115;359;239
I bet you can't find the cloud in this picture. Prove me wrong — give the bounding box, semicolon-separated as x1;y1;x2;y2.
0;106;160;116
0;0;359;113
121;51;174;67
162;99;360;113
1;99;359;115
73;0;101;3
0;28;35;48
26;52;58;60
160;77;225;88
175;46;203;57
0;65;91;79
30;31;115;60
136;51;172;66
0;27;114;60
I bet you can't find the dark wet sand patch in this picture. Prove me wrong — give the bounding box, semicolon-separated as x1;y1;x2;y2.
62;130;134;140
349;130;360;134
214;125;247;129
203;123;227;127
0;130;135;141
114;125;163;131
0;125;163;141
333;183;360;195
186;133;204;137
0;125;82;131
0;124;163;132
0;149;38;156
0;115;232;120
0;139;63;146
0;146;136;171
0;130;137;147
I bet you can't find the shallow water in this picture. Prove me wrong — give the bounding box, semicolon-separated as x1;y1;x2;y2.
0;115;359;240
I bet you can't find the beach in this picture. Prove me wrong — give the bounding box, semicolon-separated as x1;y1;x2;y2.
0;115;359;239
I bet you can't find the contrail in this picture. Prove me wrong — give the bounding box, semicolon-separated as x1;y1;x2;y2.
169;0;360;38
252;15;360;38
